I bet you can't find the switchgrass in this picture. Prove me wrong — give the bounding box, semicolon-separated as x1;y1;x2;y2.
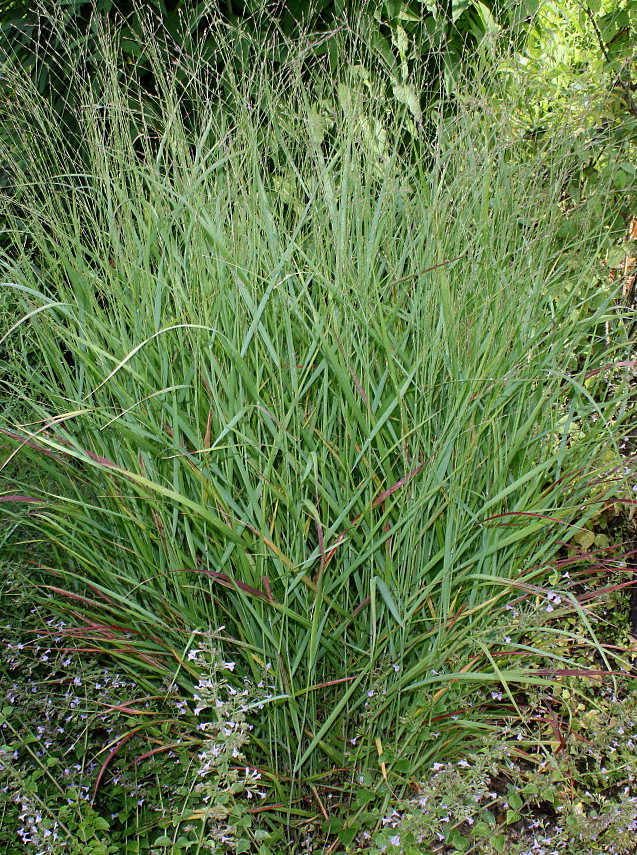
0;14;634;842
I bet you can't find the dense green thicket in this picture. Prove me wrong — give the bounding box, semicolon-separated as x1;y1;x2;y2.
1;16;637;850
1;3;637;853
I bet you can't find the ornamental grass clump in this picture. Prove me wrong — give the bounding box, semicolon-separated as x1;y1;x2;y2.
0;9;635;847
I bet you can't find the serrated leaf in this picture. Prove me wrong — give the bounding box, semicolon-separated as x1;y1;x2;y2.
392;82;422;124
509;792;523;810
398;9;421;22
521;782;539;795
338;827;359;845
595;533;610;549
573;529;595;550
447;828;469;851
392;24;409;59
474;1;500;34
307;106;326;147
452;0;472;21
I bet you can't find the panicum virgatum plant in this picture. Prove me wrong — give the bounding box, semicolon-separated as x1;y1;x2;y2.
1;6;636;849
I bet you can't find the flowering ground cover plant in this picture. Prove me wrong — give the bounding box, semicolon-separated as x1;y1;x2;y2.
366;673;637;854
1;599;276;853
1;5;637;853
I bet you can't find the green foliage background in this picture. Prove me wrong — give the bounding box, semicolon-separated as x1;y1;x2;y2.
1;1;635;178
0;1;541;111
